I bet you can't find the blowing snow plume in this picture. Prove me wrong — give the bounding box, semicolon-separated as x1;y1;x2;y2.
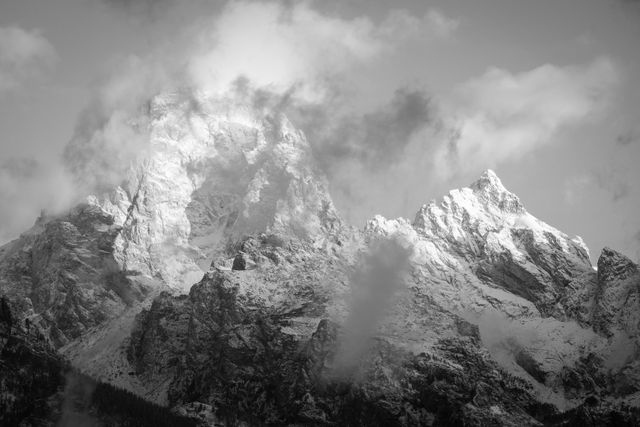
335;237;411;375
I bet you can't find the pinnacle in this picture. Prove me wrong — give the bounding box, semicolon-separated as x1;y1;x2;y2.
467;169;525;214
597;247;638;282
470;169;507;194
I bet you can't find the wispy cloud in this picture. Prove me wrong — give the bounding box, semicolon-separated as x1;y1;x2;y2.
378;8;459;41
335;237;411;374
0;25;56;93
0;158;74;243
299;88;434;171
435;58;618;181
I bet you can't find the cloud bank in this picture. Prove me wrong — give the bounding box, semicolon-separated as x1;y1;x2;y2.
436;58;618;181
187;1;457;101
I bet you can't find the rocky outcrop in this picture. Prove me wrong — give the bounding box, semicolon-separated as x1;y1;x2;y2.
0;204;150;347
593;248;640;338
0;297;66;426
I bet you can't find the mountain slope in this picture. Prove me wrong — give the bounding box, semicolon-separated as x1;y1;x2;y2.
1;91;638;425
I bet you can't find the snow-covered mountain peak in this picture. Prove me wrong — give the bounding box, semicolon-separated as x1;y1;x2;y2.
471;168;504;191
468;168;525;214
369;170;594;318
70;90;342;289
413;170;531;239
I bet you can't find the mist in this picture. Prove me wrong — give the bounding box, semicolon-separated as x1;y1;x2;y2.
334;237;412;375
476;310;543;371
57;372;100;427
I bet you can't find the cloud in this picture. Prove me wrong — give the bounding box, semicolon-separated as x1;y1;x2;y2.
63;54;173;194
0;25;56;92
188;1;381;101
425;9;460;38
434;58;618;181
335;237;411;374
298;88;434;171
63;1;455;193
0;0;454;239
377;8;459;41
0;158;75;243
188;1;458;101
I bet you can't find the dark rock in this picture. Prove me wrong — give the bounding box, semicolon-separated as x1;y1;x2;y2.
598;248;638;283
0;203;150;348
232;253;247;271
515;348;547;384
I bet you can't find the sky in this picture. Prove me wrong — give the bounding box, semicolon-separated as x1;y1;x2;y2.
0;0;639;262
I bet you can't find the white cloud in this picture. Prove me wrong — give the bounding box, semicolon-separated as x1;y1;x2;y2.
425;9;460;39
378;8;459;41
435;58;618;179
188;1;379;100
0;25;56;92
0;159;74;244
188;1;458;101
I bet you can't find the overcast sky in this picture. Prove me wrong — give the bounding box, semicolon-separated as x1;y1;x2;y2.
0;0;639;262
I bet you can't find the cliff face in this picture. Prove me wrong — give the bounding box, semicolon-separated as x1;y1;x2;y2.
0;204;151;347
1;91;639;425
125;168;640;423
74;92;342;290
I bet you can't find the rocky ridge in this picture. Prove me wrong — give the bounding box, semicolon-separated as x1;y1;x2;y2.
1;91;639;425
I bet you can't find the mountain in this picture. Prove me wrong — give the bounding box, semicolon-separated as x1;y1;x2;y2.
1;91;639;426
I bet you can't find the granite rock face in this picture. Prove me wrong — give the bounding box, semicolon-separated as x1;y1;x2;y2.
0;204;150;347
593;248;640;338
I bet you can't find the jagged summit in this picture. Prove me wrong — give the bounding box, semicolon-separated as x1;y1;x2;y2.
69;91;343;289
469;169;525;214
598;246;638;282
412;170;533;236
470;169;505;192
370;169;594;317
